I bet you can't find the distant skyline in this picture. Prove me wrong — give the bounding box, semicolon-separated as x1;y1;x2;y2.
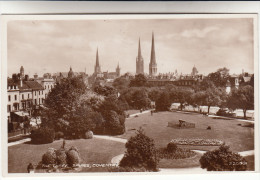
7;17;254;77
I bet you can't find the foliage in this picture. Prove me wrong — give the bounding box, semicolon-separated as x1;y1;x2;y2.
108;166;147;172
119;128;159;171
85;130;93;139
55;131;64;140
112;76;130;91
155;91;171;111
166;142;178;153
42;148;57;165
207;67;230;87
66;149;81;167
103;110;125;135
94;84;117;97
129;74;147;87
227;85;254;119
200;145;247;171
55;148;67;165
30;127;55;144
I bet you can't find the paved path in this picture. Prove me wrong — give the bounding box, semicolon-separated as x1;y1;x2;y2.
8;138;31;147
111;154;124;165
128;109;154;118
94;135;127;143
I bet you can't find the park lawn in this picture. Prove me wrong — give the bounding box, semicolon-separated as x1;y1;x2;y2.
158;153;202;168
118;111;254;152
8;138;125;173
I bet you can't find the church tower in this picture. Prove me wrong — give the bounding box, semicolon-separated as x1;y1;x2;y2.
68;66;74;78
116;62;120;77
20;66;24;79
136;38;144;74
94;48;101;74
149;32;157;76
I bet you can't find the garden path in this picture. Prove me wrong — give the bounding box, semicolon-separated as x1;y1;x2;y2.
8;138;31;147
128;109;154;118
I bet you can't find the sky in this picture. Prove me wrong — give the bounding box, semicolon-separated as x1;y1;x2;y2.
7;17;254;77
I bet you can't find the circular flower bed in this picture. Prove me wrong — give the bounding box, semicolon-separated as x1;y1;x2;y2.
171;138;224;146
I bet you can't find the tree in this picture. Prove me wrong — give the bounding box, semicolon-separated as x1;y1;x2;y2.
94;84;117;97
203;87;225;114
174;87;194;111
227;85;254;119
113;76;130;91
119;128;159;171
200;144;247;171
155;91;171;111
129;74;147;87
207;67;230;87
131;88;151;109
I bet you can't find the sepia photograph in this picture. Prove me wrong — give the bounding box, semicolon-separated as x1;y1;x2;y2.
1;14;258;176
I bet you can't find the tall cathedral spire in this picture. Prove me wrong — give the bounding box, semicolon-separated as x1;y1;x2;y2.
136;38;144;74
94;48;101;74
149;32;157;76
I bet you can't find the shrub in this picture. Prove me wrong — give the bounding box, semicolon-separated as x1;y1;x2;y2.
108;166;147;172
55;148;67;165
207;126;211;130
166;142;177;153
31;127;55;144
119;128;159;171
55;131;64;140
200;145;247;171
66;149;80;167
42;148;57;165
85;130;93;139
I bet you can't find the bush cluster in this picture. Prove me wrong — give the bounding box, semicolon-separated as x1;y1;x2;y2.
41;143;81;169
200;145;247;171
85;131;93;139
30;127;55;144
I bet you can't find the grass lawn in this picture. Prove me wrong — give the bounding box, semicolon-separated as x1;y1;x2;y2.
118;111;254;152
158;153;202;168
8;138;125;173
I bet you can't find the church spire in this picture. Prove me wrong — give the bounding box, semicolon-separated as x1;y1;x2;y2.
96;48;100;67
138;37;142;58
149;32;157;76
136;38;144;74
94;47;101;74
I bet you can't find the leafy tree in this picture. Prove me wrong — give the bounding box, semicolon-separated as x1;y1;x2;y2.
94;84;117;97
119;128;159;171
102;110;125;135
174;88;194;111
203;87;225;114
207;67;230;87
155;91;171;111
200;144;247;171
129;74;147;87
131;88;151;109
148;87;162;102
113;76;130;91
227;85;254;119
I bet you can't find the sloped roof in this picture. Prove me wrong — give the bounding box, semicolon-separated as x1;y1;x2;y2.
24;81;44;90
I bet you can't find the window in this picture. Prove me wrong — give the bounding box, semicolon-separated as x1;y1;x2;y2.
22;94;24;100
39;91;40;95
45;85;46;89
28;94;30;99
35;99;37;105
39;98;41;104
42;98;44;104
8;95;11;102
15;95;17;101
48;85;49;89
35;91;36;96
42;90;43;94
7;105;11;112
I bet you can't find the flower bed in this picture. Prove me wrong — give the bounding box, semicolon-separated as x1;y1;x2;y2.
157;148;196;159
171;138;224;146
